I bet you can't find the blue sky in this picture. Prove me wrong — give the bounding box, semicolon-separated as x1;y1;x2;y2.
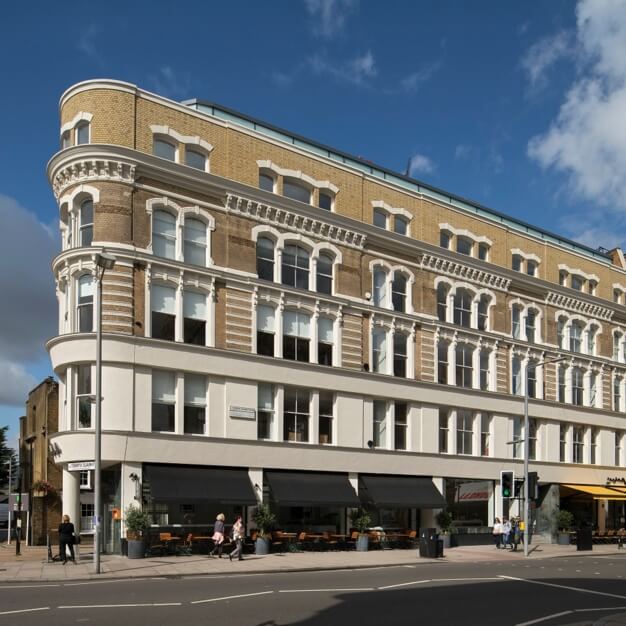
2;0;626;448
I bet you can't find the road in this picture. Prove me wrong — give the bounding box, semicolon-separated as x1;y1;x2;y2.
2;555;626;625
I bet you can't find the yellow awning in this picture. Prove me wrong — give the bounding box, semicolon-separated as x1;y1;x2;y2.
563;484;626;497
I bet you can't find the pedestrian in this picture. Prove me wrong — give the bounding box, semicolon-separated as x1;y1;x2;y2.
492;517;503;549
229;515;245;562
502;517;512;549
58;514;77;564
519;518;525;546
209;513;226;558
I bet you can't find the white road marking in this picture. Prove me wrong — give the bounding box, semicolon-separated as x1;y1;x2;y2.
0;607;49;616
429;577;502;583
0;584;60;589
515;610;572;626
191;591;274;604
576;606;626;612
59;603;181;609
499;575;626;600
279;588;374;593
378;580;430;590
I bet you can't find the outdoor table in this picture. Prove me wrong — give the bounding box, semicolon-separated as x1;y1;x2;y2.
277;532;299;552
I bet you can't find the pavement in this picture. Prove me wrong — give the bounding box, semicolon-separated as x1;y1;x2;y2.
1;540;625;582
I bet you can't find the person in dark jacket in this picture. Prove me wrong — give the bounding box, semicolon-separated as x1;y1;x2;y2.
58;514;76;564
209;513;226;558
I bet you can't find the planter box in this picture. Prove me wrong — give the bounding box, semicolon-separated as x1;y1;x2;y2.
256;537;270;555
356;535;369;552
127;539;145;559
557;532;570;545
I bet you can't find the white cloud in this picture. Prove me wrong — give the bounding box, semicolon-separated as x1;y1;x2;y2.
528;0;626;221
150;66;192;100
309;50;376;85
408;153;435;176
77;24;104;67
0;195;57;406
454;144;473;160
521;30;573;90
399;61;442;93
304;0;358;38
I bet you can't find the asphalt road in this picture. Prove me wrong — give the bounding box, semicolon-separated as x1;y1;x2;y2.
2;556;626;625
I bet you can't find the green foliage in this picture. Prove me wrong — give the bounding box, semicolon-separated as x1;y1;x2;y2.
252;504;276;538
349;508;372;534
124;504;152;536
556;509;574;531
435;510;454;533
0;426;17;492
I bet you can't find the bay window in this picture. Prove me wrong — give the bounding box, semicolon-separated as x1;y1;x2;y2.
79;199;93;247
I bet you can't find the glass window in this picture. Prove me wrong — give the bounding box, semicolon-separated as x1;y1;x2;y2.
571;275;584;291
394;402;407;451
559;270;568;286
591;428;598;464
456;237;472;256
183;218;207;266
614;289;622;304
615;377;622;411
572;367;584;406
61;130;71;149
570;322;583;353
590;373;597;407
183;291;206;345
394;216;408;236
80;471;91;489
391;273;407;312
560;424;567;462
259;173;274;192
282;245;310;289
184;374;206;435
77;274;94;332
527;260;537;277
256;237;275;281
373;400;387;448
153;210;176;259
152;370;176;432
154;138;176;161
455;344;473;388
373;209;387;229
614;333;622;361
283;180;311;204
587;325;597;355
527;361;537;398
76;364;92;429
79;199;93;247
257;305;275;357
512;255;522;272
511;307;521;339
479;349;490;391
558;366;566;403
573;425;584;463
76;121;89;145
319;392;333;444
316;253;333;294
456;410;473;455
439;409;449;453
284;387;309;442
283;311;310;362
529;418;538;461
373;268;387;307
477;295;489;331
185;148;206;171
437;341;449;384
512;357;522;395
478;243;488;261
318;317;334;366
480;413;491;456
319;192;333;211
258;384;274;440
453;289;472;327
526;309;537;343
440;231;451;249
512;416;522;458
557;317;566;349
372;328;387;374
151;284;176;341
393;333;408;377
437;283;448;322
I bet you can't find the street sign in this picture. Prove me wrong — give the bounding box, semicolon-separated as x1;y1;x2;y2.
9;493;29;511
68;461;96;472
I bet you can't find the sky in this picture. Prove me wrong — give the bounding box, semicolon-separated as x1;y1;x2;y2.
2;0;626;449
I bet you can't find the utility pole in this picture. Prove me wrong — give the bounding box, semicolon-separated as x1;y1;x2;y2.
15;458;22;557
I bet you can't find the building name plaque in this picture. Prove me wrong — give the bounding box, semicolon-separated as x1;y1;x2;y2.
229;406;256;420
68;461;96;472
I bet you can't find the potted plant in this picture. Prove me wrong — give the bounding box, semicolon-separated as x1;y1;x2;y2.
350;508;372;551
32;480;57;498
436;510;454;548
556;509;574;545
252;504;276;555
124;504;151;559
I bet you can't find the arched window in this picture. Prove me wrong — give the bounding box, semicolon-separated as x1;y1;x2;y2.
456;237;472;256
316;253;333;295
256;237;275;281
373;268;387;307
455;344;473;388
527;360;538;398
373;209;388;229
437;283;449;322
283;311;310;362
437;340;449;384
477;295;490;331
393;333;408;377
79;199;93;247
391;274;407;313
282;245;310;289
372;328;387;374
558;365;567;402
185;148;207;171
154;138;176;161
394;216;408;236
76;275;94;332
512;306;522;339
570;321;583;353
259;173;275;192
183;218;207;266
526;309;537;343
283;180;311;204
440;230;451;249
453;289;472;328
152;210;176;259
76;121;90;145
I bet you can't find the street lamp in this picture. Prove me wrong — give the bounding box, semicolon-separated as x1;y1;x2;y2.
94;252;116;574
523;355;565;557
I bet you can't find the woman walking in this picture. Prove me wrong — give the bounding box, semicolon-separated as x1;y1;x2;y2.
492;517;503;549
58;514;76;564
229;515;245;562
209;513;226;558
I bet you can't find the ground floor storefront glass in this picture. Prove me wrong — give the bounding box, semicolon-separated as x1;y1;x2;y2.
101;465;121;554
276;506;343;533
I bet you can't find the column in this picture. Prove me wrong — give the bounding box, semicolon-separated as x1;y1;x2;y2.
275;249;283;283
175;372;184;434
175;276;184;342
208;281;216;348
387;327;394;376
583;427;592;465
449;410;458;455
472;345;481;389
144;265;152;337
310;309;319;364
388;402;395;451
334;314;343;368
275;386;284;443
276;298;284;358
407;326;416;379
62;468;80;532
310;391;319;445
447;292;454;324
471;299;478;329
310;257;318;292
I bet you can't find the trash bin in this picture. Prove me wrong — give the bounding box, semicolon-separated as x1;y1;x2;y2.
576;527;592;551
418;528;439;558
436;539;444;558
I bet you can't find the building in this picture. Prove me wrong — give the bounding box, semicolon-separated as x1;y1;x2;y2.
47;79;626;552
19;377;62;545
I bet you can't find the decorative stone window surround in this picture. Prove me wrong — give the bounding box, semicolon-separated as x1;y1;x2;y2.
613;283;626;305
439;223;493;258
554;310;603;356
557;358;605;409
511;248;541;276
59;184;101;251
369;314;416;379
558;264;599;294
369;259;415;314
150;125;213;171
371;200;412;235
60;111;93;146
367;398;413;451
509;298;544;344
256;160;339;203
435;277;496;331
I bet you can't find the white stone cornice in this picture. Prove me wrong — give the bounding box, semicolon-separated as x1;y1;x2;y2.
546;291;613;321
226;193;366;250
51;157;136;199
421;254;511;292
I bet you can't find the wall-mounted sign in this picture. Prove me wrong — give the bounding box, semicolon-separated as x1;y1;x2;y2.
229;406;256;420
68;461;96;472
455;481;490;502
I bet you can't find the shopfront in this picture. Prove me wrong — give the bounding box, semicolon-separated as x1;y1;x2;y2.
444;478;494;545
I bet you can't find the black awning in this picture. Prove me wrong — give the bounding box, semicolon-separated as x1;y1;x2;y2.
266;471;360;507
359;475;446;509
145;465;257;505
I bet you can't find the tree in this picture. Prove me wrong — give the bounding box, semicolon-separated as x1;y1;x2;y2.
0;426;17;492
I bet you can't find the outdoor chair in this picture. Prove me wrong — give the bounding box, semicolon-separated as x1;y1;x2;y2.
344;530;359;551
271;531;286;553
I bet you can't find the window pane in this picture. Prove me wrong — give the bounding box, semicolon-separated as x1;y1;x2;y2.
185;374;206;404
154;139;176;161
319;192;332;211
372;329;387;373
77;365;92;394
318;317;333;343
456;238;472;255
184;218;207;266
257;237;275;281
76;122;89;145
152;285;176;314
316;254;333;294
512;255;521;271
394;217;408;235
257;306;275;332
184;318;205;345
283;180;311;204
319;392;333;444
373;400;386;447
152;403;175;432
373;269;387;307
184;406;205;434
184;291;206;320
392;274;407;312
185;148;206;170
153;371;175;401
373;209;387;229
478;244;488;260
259;173;274;192
153;210;176;259
440;231;450;249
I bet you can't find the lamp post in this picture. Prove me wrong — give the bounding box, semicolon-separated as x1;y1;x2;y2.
523;356;565;557
94;252;116;574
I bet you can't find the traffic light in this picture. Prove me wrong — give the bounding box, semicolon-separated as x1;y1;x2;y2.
501;470;514;498
528;471;539;500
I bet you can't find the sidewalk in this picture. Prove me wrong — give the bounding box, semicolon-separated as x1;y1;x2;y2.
0;542;624;583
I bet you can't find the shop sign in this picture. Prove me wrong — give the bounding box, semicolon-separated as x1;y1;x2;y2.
456;481;490;502
606;477;626;485
229;406;256;420
68;461;96;472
